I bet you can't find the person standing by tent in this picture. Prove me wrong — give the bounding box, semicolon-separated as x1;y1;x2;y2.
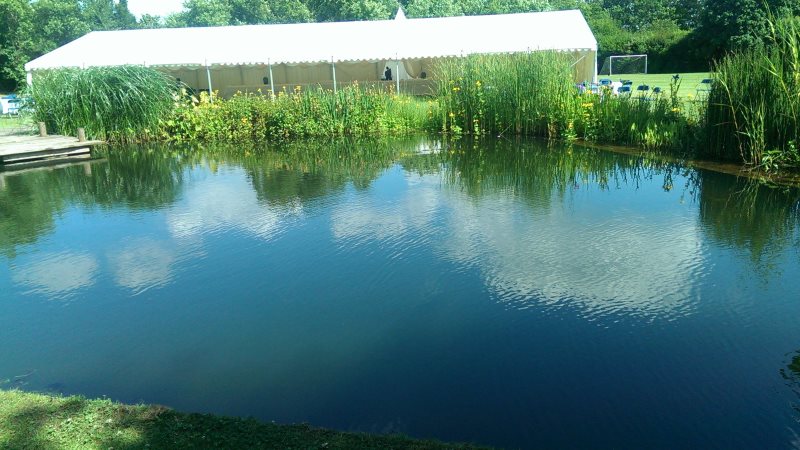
384;66;392;81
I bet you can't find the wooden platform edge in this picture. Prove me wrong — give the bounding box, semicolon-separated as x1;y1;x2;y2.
0;138;104;165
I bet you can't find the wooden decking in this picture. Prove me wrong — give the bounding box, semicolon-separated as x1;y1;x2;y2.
0;134;104;165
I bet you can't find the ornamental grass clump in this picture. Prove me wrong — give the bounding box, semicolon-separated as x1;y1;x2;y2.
29;66;176;142
706;16;800;169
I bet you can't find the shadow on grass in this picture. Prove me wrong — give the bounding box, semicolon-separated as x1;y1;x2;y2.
1;395;143;449
0;390;483;449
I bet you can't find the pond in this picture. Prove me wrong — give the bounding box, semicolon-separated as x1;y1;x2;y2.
1;138;800;449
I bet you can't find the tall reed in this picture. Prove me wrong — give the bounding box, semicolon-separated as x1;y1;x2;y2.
434;52;697;153
29;66;176;142
706;16;800;168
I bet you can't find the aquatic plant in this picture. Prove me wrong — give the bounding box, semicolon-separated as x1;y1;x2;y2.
706;15;800;169
433;53;697;153
28;65;176;142
164;84;431;143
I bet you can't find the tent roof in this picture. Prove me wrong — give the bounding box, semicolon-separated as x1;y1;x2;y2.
25;10;596;71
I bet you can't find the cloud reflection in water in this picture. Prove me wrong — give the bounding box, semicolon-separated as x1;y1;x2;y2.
11;252;99;299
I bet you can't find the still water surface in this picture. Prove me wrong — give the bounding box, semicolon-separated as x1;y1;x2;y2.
1;139;800;449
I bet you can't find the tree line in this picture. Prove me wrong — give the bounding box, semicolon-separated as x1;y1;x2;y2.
2;0;799;91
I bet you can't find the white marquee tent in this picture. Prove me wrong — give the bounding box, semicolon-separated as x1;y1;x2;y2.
25;9;597;97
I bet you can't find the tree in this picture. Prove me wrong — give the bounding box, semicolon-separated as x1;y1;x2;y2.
599;0;675;31
32;0;90;52
306;0;399;22
0;0;36;90
81;0;116;30
228;0;272;24
405;0;461;18
137;13;163;29
178;0;233;26
268;0;313;23
114;0;137;29
697;0;800;57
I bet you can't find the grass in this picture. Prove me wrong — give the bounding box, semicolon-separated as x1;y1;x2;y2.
0;114;34;136
599;73;711;98
0;389;484;450
28;66;176;142
0;115;23;128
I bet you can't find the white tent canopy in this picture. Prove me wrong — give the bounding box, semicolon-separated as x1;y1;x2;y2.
25;9;597;94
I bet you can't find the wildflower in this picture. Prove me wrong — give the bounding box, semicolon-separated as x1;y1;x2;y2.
671;107;680;113
449;112;455;118
582;102;593;108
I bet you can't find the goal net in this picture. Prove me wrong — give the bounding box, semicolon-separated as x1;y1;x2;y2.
599;55;648;76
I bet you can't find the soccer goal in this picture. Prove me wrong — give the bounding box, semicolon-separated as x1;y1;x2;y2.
599;55;648;76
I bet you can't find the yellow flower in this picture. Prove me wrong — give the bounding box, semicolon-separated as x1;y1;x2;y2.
449;112;455;118
671;107;680;113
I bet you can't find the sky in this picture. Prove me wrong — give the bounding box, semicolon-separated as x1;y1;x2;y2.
127;0;185;18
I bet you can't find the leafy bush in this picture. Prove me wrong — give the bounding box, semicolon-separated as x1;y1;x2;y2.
163;84;431;143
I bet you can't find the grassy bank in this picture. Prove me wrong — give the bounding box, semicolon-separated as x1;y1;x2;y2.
0;389;481;449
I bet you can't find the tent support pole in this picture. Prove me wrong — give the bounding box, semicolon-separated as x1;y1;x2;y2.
268;61;275;99
594;51;598;83
395;59;400;94
331;58;337;94
26;71;32;87
206;64;214;103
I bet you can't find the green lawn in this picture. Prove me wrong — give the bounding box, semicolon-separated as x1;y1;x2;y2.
599;72;711;98
0;389;485;450
0;115;24;128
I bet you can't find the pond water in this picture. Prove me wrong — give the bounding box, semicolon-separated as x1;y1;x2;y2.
1;138;800;449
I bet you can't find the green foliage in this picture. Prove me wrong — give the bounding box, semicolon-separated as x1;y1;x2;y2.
706;16;800;169
166;0;314;26
164;84;431;143
82;0;137;30
0;0;36;91
29;66;177;142
697;0;800;58
305;0;397;21
434;53;697;152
